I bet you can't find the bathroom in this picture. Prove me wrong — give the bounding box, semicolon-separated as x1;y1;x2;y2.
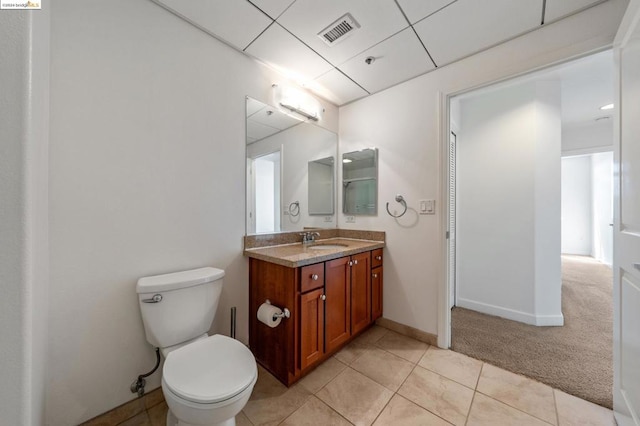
2;0;639;425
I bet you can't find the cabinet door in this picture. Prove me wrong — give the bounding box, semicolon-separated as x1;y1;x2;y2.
300;288;324;370
372;266;383;321
351;252;371;335
325;256;351;353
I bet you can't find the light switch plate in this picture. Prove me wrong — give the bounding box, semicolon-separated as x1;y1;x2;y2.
419;199;435;215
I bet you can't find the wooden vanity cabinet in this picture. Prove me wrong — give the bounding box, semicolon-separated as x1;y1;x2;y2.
350;251;371;336
371;249;383;321
249;248;383;386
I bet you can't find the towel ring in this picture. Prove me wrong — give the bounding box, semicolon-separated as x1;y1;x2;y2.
288;201;300;217
386;195;407;218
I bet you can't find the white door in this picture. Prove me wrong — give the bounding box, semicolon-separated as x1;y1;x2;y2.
613;1;640;424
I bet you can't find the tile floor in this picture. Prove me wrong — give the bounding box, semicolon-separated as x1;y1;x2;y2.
119;326;616;426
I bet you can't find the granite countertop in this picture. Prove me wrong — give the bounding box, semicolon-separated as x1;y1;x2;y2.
243;237;385;268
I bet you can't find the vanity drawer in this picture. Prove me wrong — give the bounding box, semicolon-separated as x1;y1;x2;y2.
300;263;324;293
372;249;383;268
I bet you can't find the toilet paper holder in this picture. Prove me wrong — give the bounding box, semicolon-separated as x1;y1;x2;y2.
265;299;290;320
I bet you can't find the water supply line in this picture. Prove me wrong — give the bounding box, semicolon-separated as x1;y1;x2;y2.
130;347;160;397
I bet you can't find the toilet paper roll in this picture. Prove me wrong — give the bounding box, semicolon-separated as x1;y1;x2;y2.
257;303;282;328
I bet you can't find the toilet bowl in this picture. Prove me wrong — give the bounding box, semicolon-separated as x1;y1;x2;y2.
161;335;257;426
136;268;257;426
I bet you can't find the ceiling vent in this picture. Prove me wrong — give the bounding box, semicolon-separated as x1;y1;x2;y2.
318;13;360;46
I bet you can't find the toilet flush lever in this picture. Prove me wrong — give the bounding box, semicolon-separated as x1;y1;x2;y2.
142;294;163;303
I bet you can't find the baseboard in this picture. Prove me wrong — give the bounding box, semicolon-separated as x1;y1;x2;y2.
456;298;564;326
375;317;438;346
80;387;164;425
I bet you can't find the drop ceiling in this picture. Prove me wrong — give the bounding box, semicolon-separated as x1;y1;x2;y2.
152;0;607;106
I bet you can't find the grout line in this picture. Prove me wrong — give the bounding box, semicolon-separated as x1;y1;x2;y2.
553;389;561;426
465;390;478;426
475;390;557;425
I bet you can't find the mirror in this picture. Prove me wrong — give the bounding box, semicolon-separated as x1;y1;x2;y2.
342;148;378;215
246;97;337;234
308;157;335;215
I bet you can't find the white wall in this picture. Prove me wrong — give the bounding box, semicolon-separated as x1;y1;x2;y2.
455;81;562;326
0;6;50;426
562;156;593;254
592;152;614;265
339;0;626;337
561;152;614;264
48;1;338;424
562;120;614;155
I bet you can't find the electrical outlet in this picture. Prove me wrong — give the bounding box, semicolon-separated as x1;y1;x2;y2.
324;216;332;222
346;215;356;223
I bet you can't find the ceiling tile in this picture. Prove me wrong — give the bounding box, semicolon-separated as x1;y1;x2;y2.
153;0;272;50
396;0;457;24
339;28;435;93
249;0;296;19
544;0;604;23
312;69;369;105
277;0;409;66
246;97;266;116
245;23;334;81
414;0;543;66
250;106;302;129
246;119;280;141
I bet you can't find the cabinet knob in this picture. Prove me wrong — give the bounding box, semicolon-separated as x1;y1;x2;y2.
353;259;358;265
311;274;319;280
348;261;353;266
320;294;326;301
372;273;378;278
376;255;382;260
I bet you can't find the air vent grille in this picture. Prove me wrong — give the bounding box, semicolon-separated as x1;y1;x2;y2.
318;13;360;46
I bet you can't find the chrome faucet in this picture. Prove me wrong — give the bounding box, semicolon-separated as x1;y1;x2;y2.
299;231;320;245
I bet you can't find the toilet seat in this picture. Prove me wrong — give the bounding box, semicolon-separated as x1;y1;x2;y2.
163;334;257;404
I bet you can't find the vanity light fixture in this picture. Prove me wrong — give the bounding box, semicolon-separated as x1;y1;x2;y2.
272;84;322;122
600;103;614;110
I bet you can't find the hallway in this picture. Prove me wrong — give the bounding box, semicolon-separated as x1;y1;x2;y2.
452;255;612;408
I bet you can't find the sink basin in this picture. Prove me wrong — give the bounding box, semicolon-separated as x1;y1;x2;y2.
308;244;348;250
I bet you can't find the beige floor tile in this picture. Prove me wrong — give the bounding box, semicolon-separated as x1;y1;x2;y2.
467;393;551;426
351;347;415;391
143;388;165;410
147;401;168;426
317;368;393;426
84;398;145;425
299;357;347;394
373;394;453;426
375;331;428;363
397;366;474;426
281;396;351;426
334;340;370;365
555;389;615;426
354;325;389;345
236;411;254;426
477;364;557;425
118;411;151;426
243;366;312;425
418;347;483;389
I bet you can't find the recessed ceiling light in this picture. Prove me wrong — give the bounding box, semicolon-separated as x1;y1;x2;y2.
600;103;614;110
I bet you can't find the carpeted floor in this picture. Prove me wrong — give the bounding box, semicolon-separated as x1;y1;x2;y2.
451;255;613;408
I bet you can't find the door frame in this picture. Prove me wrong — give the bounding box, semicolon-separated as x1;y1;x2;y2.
436;48;614;349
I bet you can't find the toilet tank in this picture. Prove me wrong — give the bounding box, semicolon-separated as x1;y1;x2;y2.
136;267;224;349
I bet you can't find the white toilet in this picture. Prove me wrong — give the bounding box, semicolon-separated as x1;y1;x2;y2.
137;267;257;426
